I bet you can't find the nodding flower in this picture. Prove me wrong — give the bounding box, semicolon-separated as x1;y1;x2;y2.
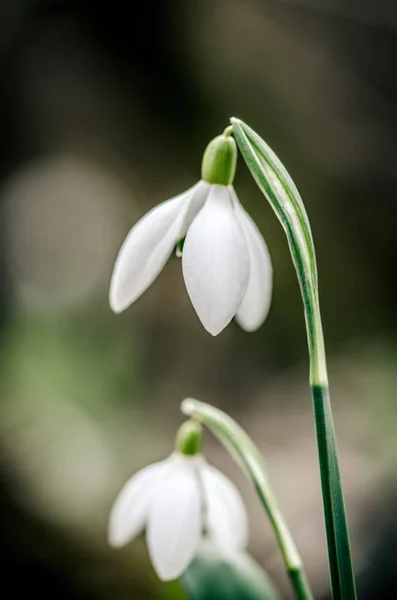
109;129;272;335
108;421;248;581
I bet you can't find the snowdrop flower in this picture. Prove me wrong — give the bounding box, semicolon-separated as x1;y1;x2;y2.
108;421;248;581
109;127;272;335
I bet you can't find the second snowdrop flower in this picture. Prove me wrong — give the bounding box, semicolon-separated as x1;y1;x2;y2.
109;128;272;335
108;421;248;581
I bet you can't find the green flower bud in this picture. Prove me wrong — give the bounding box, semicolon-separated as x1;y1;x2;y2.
175;420;203;456
201;127;237;186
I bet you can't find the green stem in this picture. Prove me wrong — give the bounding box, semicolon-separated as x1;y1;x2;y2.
256;491;313;600
289;568;313;600
251;480;313;600
181;399;314;600
230;116;357;598
306;295;357;600
284;212;357;599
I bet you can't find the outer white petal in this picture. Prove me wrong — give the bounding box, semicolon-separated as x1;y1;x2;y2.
230;188;272;332
109;181;209;313
179;180;210;233
182;184;250;336
108;460;169;548
147;454;202;581
201;463;248;552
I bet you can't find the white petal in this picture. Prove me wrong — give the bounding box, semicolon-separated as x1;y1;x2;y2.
182;184;250;336
201;463;248;551
147;455;202;581
179;180;210;233
231;188;272;331
109;181;209;313
108;460;168;548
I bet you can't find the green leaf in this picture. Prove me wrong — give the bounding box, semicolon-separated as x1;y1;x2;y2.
181;540;281;600
231;118;357;600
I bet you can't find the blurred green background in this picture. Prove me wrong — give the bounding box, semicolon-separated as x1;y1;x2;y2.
1;1;396;598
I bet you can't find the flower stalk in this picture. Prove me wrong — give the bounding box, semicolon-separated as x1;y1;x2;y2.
231;118;356;600
182;399;314;600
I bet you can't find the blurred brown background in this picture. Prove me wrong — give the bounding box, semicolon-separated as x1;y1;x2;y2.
0;1;396;598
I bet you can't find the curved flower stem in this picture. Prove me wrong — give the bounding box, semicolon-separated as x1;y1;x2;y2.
254;484;313;600
248;458;313;600
182;399;314;600
230;117;357;599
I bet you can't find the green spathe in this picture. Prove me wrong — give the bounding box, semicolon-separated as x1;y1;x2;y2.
176;420;203;456
201;129;237;186
230;117;356;600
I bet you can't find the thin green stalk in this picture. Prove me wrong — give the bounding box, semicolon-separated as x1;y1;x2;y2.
308;300;357;600
231;117;357;599
289;568;314;600
301;245;356;600
251;470;313;600
182;399;314;600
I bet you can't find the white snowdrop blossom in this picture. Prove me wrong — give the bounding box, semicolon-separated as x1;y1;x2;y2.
108;451;248;581
109;131;272;335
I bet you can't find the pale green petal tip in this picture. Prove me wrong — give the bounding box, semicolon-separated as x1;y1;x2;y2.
230;116;242;127
181;397;199;417
175;418;203;456
201;132;237;186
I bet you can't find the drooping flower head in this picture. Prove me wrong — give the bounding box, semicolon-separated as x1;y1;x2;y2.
108;420;248;581
110;128;272;335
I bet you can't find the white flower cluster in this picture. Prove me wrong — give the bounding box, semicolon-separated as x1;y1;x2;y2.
108;130;271;582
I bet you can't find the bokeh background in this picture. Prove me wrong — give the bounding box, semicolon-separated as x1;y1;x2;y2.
1;1;396;598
